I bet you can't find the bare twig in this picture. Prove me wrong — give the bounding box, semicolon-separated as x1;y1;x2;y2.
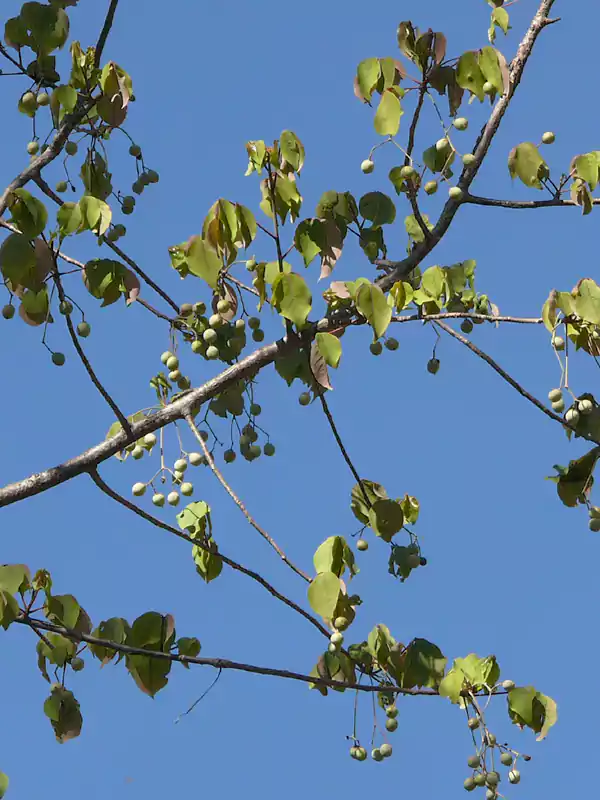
393;312;543;325
185;414;311;582
464;194;600;210
89;468;327;635
95;0;120;67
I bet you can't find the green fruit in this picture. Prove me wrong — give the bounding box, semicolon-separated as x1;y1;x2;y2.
114;224;126;237
36;91;50;106
565;407;580;424
206;345;219;360
252;329;265;342
77;321;91;337
250;403;262;416
132;482;146;497
407;554;420;568
502;679;515;690
486;733;496;746
152;493;165;507
427;358;440;374
385;337;399;351
449;186;463;200
27;140;39;155
370;341;383;356
248;317;261;330
551;399;565;413
508;770;520;784
180;482;193;496
217;299;230;314
330;632;344;647
65;140;78;156
55;180;68;193
473;774;486;787
169;369;182;382
357;539;368;552
224;449;236;463
464;777;476;792
264;442;275;457
166;355;179;370
208;313;222;328
552;335;565;350
379;743;392;758
198;429;209;442
188;452;202;466
579;398;594;414
191;340;203;354
173;471;184;483
122;195;135;207
235;318;246;330
483;81;495;95
59;300;73;315
548;388;562;403
542;131;555;145
436;137;450;152
385;718;398;732
424;180;438;195
167;491;180;506
299;392;311;406
500;752;513;766
203;328;218;344
371;748;383;762
51;352;66;366
249;444;261;459
20;91;37;114
193;302;206;315
245;257;257;271
385;705;398;718
462;153;476;166
485;790;496;800
174;458;187;472
355;746;367;761
147;169;159;183
461;319;474;334
361;159;375;174
350;746;359;759
129;143;142;157
467;755;480;769
467;717;480;730
486;772;500;786
71;656;85;671
334;616;348;631
2;304;15;320
132;446;144;460
400;165;416;179
588;518;600;532
453;117;469;131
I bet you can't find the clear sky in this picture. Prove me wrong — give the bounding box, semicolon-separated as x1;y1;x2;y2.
0;1;598;798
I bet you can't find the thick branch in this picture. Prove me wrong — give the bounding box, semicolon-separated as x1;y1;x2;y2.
89;469;327;636
464;193;600;210
185;414;311;582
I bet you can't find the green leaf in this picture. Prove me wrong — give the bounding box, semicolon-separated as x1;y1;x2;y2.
405;213;433;244
271;272;312;328
20;286;50;325
192;540;222;583
478;46;505;95
572;153;600;191
314;536;345;576
542;289;559;332
368;499;404;541
44;686;82;743
83;259;140;306
0;564;30;594
176;636;201;666
57;202;83;236
574;279;600;325
80;152;112;201
307;572;341;619
397;21;416;62
422;265;445;299
8;189;47;238
184;236;221;289
356;58;381;102
492;7;510;34
280;130;305;172
89;618;129;664
508;142;549;189
359;192;396;227
402;638;446;689
423;144;455;177
0;772;9;799
456;51;486;101
177;501;211;536
367;624;396;668
316;332;342;368
507;686;557;740
374;90;402;136
355;282;392;339
439;668;466;703
294;219;325;267
549;449;599;507
350;479;388;525
245;140;267;175
78;196;111;236
0;590;19;630
45;593;90;631
126;654;171;697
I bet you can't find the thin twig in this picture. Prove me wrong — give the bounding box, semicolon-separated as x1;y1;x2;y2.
464;194;600;210
89;468;326;634
95;0;120;67
185;413;311;582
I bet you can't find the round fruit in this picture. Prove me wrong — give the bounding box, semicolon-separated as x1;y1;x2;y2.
55;180;68;193
52;352;66;366
167;491;180;506
361;159;375;174
252;329;265;342
224;449;236;464
59;300;73;315
235;318;246;331
486;734;496;747
166;355;179;371
114;224;126;238
508;770;521;784
542;131;555;145
372;748;383;762
355;747;367;761
188;452;202;466
462;153;476;166
453;117;469;131
485;790;496;800
161;351;173;365
36;91;50;106
203;328;218;344
248;444;262;459
152;493;165;507
502;679;515;690
334;616;349;631
173;471;184;484
579;398;594;414
206;345;219;360
385;718;398;732
427;358;440;374
589;518;600;532
474;774;486;787
464;777;476;792
420;556;427;566
400;164;416;179
264;442;275;457
77;321;91;337
330;632;344;646
436;138;450;152
20;91;37;113
299;392;311;406
500;752;513;766
27;140;39;155
173;458;187;473
370;341;383;356
379;743;392;758
548;388;562;403
248;317;261;330
385;338;399;351
132;482;146;497
250;403;262;416
191;340;203;354
424;180;438;195
461;319;474;334
194;302;207;315
208;314;222;328
449;186;463;200
467;717;480;731
132;446;144;460
357;539;369;552
71;656;85;671
65;140;78;156
179;303;193;316
553;335;565;351
483;81;495;95
180;482;194;496
349;746;358;759
129;143;142;157
565;407;580;425
217;299;230;314
486;772;500;786
407;554;420;569
2;304;15;320
551;399;565;413
467;755;480;769
147;169;159;183
169;369;182;382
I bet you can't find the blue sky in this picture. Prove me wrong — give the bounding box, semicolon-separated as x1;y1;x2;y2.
0;1;598;797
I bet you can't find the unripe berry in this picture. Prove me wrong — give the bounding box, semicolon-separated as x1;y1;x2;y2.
361;159;375;174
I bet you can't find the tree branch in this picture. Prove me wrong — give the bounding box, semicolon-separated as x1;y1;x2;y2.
94;0;120;67
89;468;327;636
464;193;600;210
185;413;311;582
